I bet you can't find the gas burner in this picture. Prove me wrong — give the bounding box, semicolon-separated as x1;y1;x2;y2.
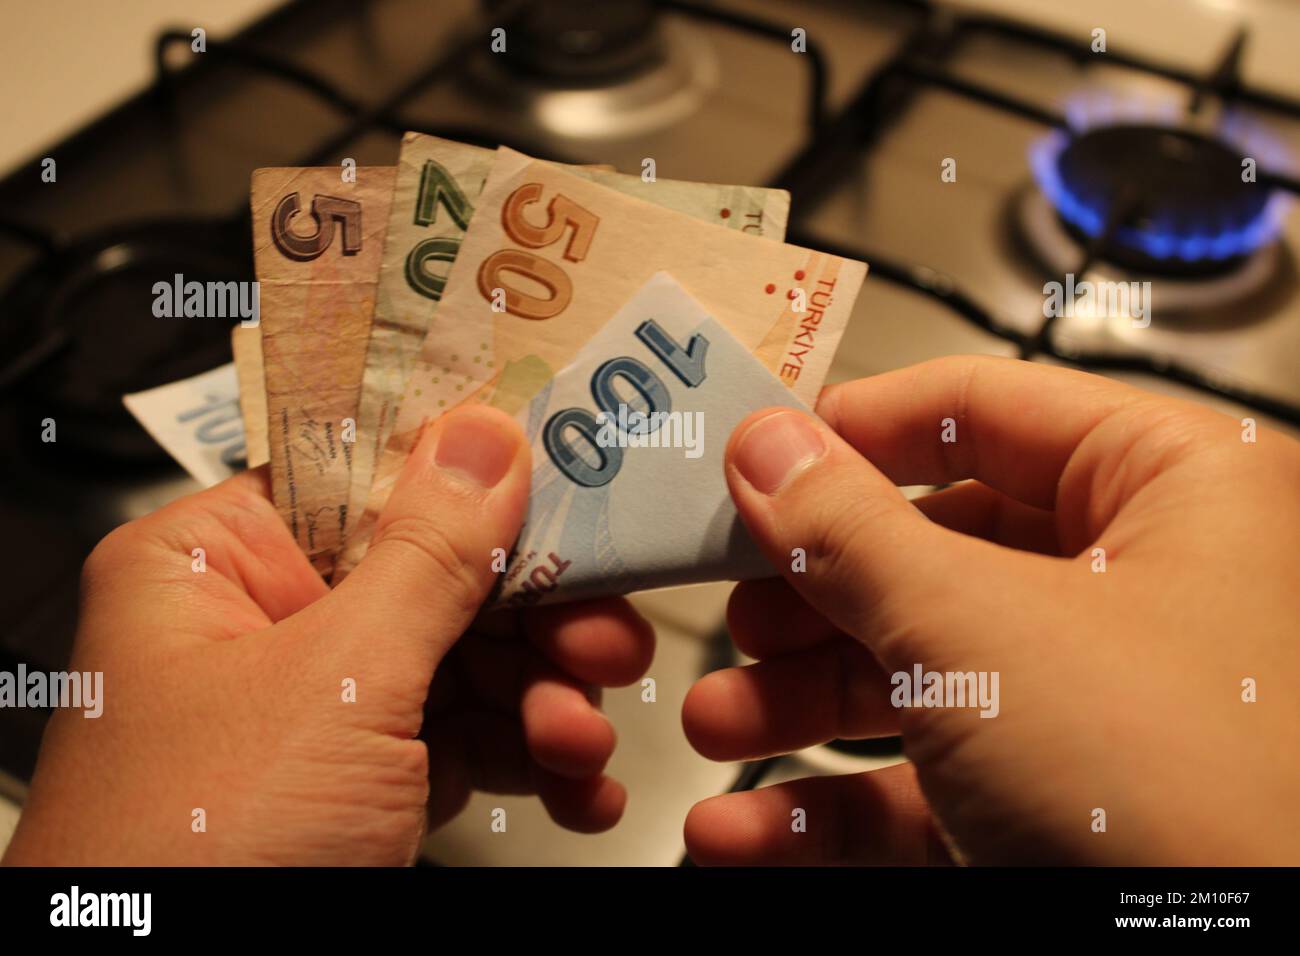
484;0;662;83
462;9;717;139
1;219;250;464
1029;124;1287;278
1014;184;1284;315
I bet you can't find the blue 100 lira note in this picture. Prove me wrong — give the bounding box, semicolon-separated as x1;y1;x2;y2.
496;272;812;608
122;363;249;487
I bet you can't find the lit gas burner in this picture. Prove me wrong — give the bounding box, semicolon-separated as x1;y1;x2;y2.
1029;124;1285;276
1014;92;1295;314
1016;180;1285;315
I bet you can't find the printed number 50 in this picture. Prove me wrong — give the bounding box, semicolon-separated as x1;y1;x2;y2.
477;183;598;320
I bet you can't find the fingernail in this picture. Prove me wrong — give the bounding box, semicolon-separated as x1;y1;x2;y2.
732;411;826;495
435;409;518;489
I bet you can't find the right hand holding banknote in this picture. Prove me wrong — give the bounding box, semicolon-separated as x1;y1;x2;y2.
683;357;1300;866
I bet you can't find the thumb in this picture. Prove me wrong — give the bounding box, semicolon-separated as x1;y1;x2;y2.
725;407;1036;668
309;404;530;694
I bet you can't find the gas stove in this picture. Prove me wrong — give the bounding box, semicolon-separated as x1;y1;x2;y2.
1;0;1297;864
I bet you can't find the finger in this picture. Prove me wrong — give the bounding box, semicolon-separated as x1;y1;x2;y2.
726;577;842;660
725;406;1050;665
423;708;628;835
449;711;534;796
304;405;530;704
521;663;616;779
533;769;628;834
423;710;533;830
816;356;1142;509
685;762;951;865
682;640;897;761
450;627;615;727
439;630;530;714
913;481;1060;554
446;628;623;783
207;466;332;618
524;597;656;687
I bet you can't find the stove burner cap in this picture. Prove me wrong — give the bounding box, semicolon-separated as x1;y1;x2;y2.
462;14;715;140
485;0;661;83
1035;124;1280;276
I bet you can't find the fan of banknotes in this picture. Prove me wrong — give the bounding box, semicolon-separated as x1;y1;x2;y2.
125;133;868;607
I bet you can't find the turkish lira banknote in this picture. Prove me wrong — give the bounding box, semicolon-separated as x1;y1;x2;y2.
230;325;268;468
251;166;395;576
495;272;811;607
123;363;247;487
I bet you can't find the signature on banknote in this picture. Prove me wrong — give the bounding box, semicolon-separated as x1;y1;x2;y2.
303;505;340;554
295;416;338;478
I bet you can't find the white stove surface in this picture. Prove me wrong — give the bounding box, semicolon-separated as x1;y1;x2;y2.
946;0;1300;98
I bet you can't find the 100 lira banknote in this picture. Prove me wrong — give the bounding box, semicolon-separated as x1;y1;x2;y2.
123;363;248;487
496;272;811;606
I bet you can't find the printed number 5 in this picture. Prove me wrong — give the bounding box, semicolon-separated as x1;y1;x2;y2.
271;193;362;262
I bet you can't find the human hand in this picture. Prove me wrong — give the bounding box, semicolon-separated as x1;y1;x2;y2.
3;405;653;866
683;356;1300;865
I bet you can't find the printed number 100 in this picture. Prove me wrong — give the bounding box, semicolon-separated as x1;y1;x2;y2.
543;319;709;487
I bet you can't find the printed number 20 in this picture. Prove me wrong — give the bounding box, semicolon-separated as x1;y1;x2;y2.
404;159;474;301
544;320;708;488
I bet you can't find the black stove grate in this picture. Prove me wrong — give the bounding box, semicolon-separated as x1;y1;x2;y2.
5;0;1296;421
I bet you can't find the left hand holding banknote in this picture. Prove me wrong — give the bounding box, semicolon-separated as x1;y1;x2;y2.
4;406;652;865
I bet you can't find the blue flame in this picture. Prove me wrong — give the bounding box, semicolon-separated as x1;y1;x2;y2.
1030;93;1291;263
